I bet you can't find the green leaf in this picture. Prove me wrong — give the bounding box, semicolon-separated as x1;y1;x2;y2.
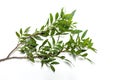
46;19;49;25
34;35;43;40
24;27;30;33
60;8;64;18
29;57;34;62
71;10;76;18
51;62;59;65
50;13;53;24
27;38;37;47
42;39;48;46
20;28;23;35
63;10;76;20
39;39;48;49
40;25;45;30
40;30;49;37
27;53;34;62
55;12;59;20
50;65;55;72
70;35;74;43
76;33;80;42
51;36;55;45
23;34;31;36
89;47;97;53
48;41;52;48
50;30;55;36
81;53;88;57
71;30;82;34
76;49;87;55
42;46;50;51
81;30;88;39
16;32;20;38
59;56;65;59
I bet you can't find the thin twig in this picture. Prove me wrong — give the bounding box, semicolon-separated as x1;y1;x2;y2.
0;56;41;62
7;43;21;58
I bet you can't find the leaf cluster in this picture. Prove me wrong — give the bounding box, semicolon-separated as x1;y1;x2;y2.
15;8;96;72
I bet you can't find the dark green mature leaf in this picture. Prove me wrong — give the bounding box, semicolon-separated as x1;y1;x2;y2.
76;49;86;55
39;39;48;49
42;39;48;46
24;27;30;33
40;25;45;31
50;13;53;24
46;19;49;25
34;35;43;40
48;41;52;48
20;28;23;35
16;32;20;38
40;30;49;37
27;53;34;62
27;37;37;47
42;46;51;51
81;53;88;57
59;56;65;59
50;30;55;36
51;36;55;45
55;12;59;20
50;65;55;72
23;34;31;36
51;62;59;65
81;30;88;39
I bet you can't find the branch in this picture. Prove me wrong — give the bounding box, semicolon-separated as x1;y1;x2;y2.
0;56;40;62
7;43;21;58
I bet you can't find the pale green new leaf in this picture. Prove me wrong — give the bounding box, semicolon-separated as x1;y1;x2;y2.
71;10;76;18
71;29;82;34
81;30;88;39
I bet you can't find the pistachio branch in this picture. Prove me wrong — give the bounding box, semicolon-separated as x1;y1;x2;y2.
0;9;96;72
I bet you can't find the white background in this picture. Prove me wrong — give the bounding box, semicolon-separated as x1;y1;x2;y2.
0;0;120;80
